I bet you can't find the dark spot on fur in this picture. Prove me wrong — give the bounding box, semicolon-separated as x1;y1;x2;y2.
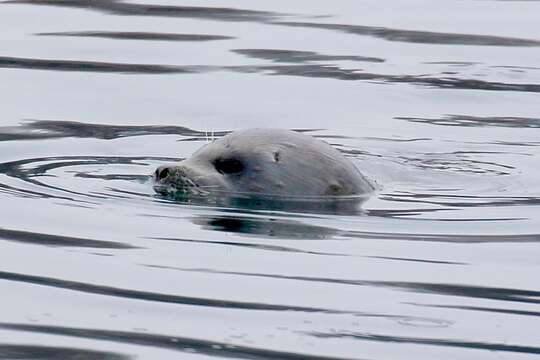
273;151;281;162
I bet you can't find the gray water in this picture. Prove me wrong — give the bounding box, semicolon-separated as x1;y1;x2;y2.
1;1;540;359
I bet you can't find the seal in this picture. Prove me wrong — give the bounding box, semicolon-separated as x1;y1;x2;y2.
153;128;373;199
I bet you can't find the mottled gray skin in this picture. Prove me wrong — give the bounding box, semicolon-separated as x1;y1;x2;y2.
153;129;373;198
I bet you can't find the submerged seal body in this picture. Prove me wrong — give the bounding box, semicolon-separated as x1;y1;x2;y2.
153;129;373;199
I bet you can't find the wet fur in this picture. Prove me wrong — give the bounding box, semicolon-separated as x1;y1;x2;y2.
154;129;373;198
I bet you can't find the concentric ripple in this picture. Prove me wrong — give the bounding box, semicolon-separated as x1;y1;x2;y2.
0;155;168;202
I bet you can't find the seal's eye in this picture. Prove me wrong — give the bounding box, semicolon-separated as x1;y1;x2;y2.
214;158;244;175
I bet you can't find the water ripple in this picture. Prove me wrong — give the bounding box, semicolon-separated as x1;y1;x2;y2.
0;271;342;313
147;236;348;257
6;1;540;47
1;1;539;359
1;57;539;93
0;56;199;74
0;228;137;249
0;155;164;201
0;323;358;360
162;268;540;304
0;344;130;360
397;114;540;128
310;331;540;355
277;21;540;47
0;120;212;141
232;49;385;63
3;0;282;22
37;31;234;42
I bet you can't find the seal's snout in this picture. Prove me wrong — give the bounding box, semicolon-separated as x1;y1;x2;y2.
153;164;210;196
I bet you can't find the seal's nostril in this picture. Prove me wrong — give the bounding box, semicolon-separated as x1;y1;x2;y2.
158;167;170;180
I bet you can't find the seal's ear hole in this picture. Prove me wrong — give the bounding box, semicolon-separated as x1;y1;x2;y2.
326;183;344;195
214;158;244;175
273;151;281;162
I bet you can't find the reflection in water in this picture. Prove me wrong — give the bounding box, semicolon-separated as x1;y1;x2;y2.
37;31;235;42
232;49;385;63
74;173;147;182
0;270;340;313
256;65;540;93
395;154;514;175
0;120;323;142
156;193;368;216
159;267;540;304
424;61;481;66
0;323;352;360
186;212;540;242
411;303;540;318
0;227;137;249
0;155;170;201
397;114;540;128
192;214;338;240
6;1;540;46
381;191;540;208
310;331;540;355
277;21;540;47
0;120;213;141
0;56;199;74
0;156;162;181
347;229;540;243
0;344;130;360
4;0;281;22
147;235;346;257
365;256;466;265
1;56;539;93
1;1;540;359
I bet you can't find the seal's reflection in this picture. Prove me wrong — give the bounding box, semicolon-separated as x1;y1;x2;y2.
157;188;368;216
192;214;338;240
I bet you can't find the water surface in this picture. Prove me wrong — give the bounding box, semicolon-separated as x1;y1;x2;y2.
1;1;540;359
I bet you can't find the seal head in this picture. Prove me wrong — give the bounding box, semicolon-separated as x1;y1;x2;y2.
153;128;373;199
